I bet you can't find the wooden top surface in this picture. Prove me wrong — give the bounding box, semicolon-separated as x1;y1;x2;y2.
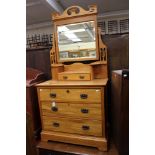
36;79;108;87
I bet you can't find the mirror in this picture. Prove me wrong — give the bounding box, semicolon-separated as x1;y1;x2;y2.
57;21;97;61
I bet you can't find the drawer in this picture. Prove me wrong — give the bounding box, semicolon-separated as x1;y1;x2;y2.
43;116;102;136
41;102;102;120
39;88;102;103
58;73;91;81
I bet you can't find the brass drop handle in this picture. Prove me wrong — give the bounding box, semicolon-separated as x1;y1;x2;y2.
80;94;88;99
81;109;89;113
82;125;90;130
50;93;56;98
51;107;58;112
79;75;84;79
63;76;68;80
53;122;59;127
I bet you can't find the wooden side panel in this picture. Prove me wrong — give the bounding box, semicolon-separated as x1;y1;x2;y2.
111;70;129;155
26;113;37;155
93;64;108;79
51;66;64;80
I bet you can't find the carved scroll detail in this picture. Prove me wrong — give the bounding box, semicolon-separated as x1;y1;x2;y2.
98;28;107;63
50;34;57;64
52;5;97;20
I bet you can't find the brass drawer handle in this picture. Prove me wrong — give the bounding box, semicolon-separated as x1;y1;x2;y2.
50;93;56;98
81;109;89;113
51;107;58;112
63;76;68;80
82;125;90;130
79;75;85;79
80;94;88;99
66;90;70;93
53;122;59;127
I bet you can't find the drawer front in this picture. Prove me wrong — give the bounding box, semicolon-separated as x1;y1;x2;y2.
58;73;91;81
39;88;101;103
43;116;102;136
41;102;102;120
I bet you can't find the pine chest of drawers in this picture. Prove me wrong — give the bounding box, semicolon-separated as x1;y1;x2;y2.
36;79;108;151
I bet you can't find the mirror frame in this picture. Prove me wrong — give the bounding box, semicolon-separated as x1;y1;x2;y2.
52;5;99;63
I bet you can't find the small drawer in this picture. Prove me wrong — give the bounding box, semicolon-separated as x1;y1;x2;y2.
39;88;102;103
58;73;91;81
43;116;102;136
41;102;102;120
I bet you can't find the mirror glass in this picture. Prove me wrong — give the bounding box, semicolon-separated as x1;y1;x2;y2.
57;21;96;61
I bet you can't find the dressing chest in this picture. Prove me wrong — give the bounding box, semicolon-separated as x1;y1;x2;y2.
36;5;108;151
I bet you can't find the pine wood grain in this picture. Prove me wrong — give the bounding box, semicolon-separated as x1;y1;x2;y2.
41;131;107;151
42;116;102;136
39;88;102;103
58;73;91;81
41;102;102;120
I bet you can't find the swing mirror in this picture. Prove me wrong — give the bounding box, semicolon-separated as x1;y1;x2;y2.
57;21;97;61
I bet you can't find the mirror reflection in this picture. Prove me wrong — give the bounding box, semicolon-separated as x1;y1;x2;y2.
57;21;96;61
